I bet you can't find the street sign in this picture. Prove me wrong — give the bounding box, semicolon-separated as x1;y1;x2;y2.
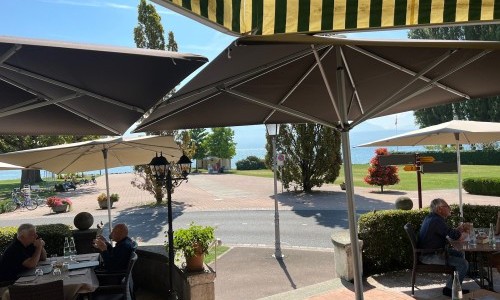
421;163;458;173
276;153;285;166
403;165;418;171
378;154;416;166
419;156;435;163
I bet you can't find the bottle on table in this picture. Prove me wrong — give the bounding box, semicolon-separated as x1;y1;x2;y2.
69;237;77;255
469;223;476;245
452;270;463;300
490;223;496;247
63;237;70;259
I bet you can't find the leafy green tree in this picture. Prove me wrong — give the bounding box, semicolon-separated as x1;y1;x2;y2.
166;31;178;51
205;127;236;159
265;124;341;193
134;0;165;50
189;128;208;171
409;25;500;127
0;135;99;185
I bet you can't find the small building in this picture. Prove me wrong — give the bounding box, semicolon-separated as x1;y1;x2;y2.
196;157;231;173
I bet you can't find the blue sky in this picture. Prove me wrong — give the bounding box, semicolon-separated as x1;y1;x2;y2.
0;0;417;140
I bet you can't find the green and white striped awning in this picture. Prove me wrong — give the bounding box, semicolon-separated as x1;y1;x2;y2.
153;0;500;36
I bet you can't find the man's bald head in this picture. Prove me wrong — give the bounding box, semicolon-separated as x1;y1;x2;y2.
111;223;128;242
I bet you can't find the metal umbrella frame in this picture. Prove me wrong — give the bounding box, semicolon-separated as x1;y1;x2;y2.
134;34;500;299
0;135;182;232
358;119;500;218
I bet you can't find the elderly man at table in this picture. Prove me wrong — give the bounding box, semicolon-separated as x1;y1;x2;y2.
418;198;470;297
93;223;135;272
0;223;47;281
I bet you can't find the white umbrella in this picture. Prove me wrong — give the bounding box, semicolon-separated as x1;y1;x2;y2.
0;135;182;231
0;162;27;170
358;120;500;218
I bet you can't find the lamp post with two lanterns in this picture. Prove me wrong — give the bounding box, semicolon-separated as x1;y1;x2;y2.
148;152;192;298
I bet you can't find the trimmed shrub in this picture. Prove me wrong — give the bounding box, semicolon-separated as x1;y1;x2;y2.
359;204;500;276
0;224;72;256
463;177;500;196
236;156;266;170
395;196;413;210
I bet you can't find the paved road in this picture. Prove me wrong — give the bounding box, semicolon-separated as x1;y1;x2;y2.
0;210;367;249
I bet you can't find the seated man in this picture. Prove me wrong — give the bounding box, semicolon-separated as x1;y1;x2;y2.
93;223;135;272
0;223;47;281
418;198;469;297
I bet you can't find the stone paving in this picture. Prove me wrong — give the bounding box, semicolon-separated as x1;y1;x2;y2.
2;172;498;221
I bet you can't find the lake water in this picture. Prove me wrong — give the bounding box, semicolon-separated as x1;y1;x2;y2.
0;145;424;180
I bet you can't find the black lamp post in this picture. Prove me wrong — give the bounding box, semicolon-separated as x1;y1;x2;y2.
148;152;191;298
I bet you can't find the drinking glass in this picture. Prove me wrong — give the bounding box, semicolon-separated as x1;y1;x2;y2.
34;268;44;277
62;262;69;277
52;267;61;277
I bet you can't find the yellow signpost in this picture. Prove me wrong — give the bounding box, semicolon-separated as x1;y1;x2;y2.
419;156;435;163
403;165;418;172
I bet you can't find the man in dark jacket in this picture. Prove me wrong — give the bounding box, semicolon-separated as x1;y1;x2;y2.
418;198;469;297
0;223;47;281
93;223;135;272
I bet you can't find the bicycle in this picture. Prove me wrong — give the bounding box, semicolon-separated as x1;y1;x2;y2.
4;189;38;212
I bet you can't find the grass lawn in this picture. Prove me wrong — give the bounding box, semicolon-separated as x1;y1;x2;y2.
204;245;230;264
226;164;500;191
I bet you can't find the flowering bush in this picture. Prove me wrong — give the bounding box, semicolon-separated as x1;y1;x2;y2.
364;148;400;192
46;196;72;208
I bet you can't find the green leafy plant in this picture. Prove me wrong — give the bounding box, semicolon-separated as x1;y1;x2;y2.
170;222;215;258
96;193;119;203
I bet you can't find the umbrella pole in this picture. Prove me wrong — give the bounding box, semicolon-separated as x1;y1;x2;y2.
341;131;364;299
102;148;112;233
455;134;463;219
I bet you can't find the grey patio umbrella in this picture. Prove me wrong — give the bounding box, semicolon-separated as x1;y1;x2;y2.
0;135;182;231
134;34;500;298
0;35;207;135
358;120;500;218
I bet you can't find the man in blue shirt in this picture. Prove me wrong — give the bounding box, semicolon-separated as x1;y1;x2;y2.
0;224;47;281
418;198;469;297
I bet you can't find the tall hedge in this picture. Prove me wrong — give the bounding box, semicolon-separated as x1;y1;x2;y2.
358;204;500;276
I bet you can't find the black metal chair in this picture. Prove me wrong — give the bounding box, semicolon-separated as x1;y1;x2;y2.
8;279;64;300
404;223;455;295
91;252;138;300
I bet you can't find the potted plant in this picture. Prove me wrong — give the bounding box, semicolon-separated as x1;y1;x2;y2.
47;196;72;213
170;222;215;272
97;193;119;209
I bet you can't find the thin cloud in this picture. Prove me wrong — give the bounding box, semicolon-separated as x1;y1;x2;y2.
39;0;135;10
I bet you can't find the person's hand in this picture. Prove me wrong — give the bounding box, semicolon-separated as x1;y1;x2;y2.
33;238;45;248
93;238;107;251
96;235;106;243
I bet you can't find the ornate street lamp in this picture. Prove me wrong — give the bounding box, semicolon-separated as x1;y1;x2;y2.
149;152;192;298
266;124;283;258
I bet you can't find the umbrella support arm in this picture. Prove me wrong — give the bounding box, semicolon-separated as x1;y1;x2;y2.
166;169;177;298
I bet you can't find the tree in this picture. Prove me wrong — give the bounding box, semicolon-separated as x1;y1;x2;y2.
205;127;236;159
409;25;500;127
132;0;180;203
364;148;400;193
189;128;208;171
265;124;342;193
0;135;99;186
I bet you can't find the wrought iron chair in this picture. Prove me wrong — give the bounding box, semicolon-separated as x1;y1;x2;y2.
91;252;138;300
404;223;455;295
8;279;64;300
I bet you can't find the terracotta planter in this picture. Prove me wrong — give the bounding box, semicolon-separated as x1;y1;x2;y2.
98;201;113;209
185;244;204;272
52;204;68;213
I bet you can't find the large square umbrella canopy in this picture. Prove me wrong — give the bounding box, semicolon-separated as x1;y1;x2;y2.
0;36;207;135
133;34;500;299
358;120;500;218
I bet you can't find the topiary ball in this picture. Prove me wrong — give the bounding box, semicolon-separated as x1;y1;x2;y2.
395;196;413;210
74;212;94;230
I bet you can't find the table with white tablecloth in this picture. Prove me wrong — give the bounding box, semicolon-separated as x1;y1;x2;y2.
2;253;100;300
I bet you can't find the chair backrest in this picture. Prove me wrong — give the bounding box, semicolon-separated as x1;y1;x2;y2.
125;252;138;283
404;223;418;251
9;279;64;300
